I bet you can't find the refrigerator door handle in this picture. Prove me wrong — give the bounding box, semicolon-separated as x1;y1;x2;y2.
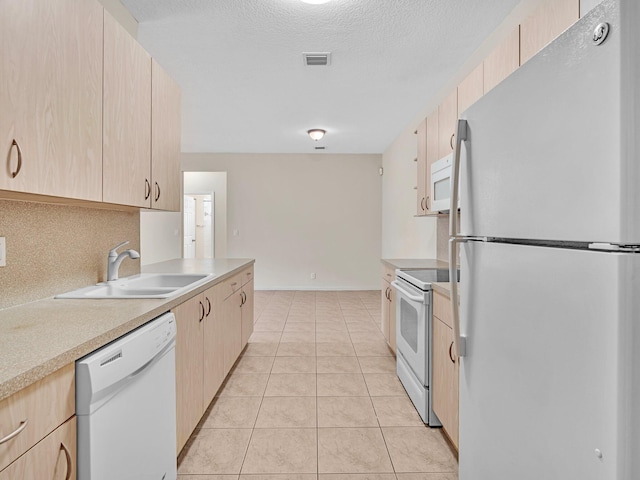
449;119;468;358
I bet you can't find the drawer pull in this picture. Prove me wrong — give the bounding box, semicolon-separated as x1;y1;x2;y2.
0;418;28;444
61;441;72;480
10;139;22;178
231;282;238;287
448;342;456;363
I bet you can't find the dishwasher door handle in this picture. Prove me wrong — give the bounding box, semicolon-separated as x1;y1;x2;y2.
391;280;425;302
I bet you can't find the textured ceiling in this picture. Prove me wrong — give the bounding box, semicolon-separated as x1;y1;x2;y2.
122;0;522;154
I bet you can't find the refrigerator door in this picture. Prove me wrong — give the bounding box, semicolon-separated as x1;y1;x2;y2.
459;241;640;480
459;0;640;244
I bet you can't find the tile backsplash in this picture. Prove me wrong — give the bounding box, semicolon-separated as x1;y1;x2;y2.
0;199;140;309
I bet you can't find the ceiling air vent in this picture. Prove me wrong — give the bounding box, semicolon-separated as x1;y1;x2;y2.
303;52;331;66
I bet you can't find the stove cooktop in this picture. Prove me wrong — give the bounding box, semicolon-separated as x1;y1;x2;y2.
396;268;451;291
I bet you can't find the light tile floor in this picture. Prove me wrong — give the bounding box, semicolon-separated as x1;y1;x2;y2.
178;290;458;480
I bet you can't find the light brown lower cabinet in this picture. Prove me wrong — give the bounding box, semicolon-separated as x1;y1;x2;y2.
175;266;254;453
0;416;76;480
241;279;254;348
380;264;396;353
173;293;206;453
432;290;459;449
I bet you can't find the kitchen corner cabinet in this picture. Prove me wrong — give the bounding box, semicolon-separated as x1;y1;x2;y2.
102;11;152;208
0;0;103;201
151;60;181;212
416;119;428;216
380;264;396;353
520;0;579;65
438;90;458;159
432;290;459;450
0;364;75;477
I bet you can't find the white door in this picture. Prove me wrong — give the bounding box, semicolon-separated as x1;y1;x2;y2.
183;195;196;258
459;241;640;480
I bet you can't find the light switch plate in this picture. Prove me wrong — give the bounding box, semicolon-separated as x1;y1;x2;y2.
0;237;5;267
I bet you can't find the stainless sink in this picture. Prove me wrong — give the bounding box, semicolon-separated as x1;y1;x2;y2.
55;273;214;299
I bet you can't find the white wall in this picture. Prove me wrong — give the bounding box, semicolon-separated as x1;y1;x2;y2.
184;172;228;258
140;211;182;265
381;131;438;258
182;153;382;290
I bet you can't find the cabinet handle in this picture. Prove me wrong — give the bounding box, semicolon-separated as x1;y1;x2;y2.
0;418;28;444
448;342;456;363
144;179;151;200
450;133;455;150
231;282;237;287
199;301;205;322
60;441;72;480
154;182;161;202
205;297;211;316
426;196;430;210
9;139;22;178
420;197;426;212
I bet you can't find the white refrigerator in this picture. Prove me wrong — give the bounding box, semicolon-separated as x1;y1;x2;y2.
448;0;640;478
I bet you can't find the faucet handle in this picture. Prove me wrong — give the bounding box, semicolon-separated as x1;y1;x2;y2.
109;241;129;257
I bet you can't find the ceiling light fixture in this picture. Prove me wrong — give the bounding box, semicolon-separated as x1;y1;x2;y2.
301;0;331;4
307;129;326;141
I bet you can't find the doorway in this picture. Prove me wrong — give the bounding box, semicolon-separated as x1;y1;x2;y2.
183;193;214;259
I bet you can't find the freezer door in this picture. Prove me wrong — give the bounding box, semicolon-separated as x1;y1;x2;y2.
459;241;640;480
459;0;640;244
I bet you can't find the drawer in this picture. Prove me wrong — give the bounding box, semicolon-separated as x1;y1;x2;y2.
381;263;396;282
220;271;244;300
0;416;76;480
240;266;253;286
433;290;453;328
0;364;75;471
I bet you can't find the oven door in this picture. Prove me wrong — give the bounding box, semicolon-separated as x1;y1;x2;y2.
391;278;428;385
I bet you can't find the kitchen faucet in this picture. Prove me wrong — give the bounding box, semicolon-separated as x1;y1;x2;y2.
107;241;140;282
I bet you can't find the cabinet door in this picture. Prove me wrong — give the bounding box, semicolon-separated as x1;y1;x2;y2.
0;416;76;480
416;119;428;216
380;281;390;342
0;0;103;200
388;284;396;354
173;295;205;454
484;26;520;94
223;289;243;376
425;110;439;213
432;316;459;449
151;60;181;212
102;11;152;208
520;0;579;65
241;280;254;348
203;286;225;408
438;89;458;159
457;63;484;116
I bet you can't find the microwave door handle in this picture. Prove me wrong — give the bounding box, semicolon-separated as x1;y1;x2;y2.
449;119;468;358
390;280;425;303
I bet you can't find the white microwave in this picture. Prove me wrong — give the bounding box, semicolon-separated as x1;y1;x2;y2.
430;154;459;212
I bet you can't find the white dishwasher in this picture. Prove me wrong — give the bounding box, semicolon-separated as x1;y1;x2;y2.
76;312;177;480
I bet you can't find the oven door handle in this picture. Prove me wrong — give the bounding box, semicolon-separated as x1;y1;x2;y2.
391;280;425;303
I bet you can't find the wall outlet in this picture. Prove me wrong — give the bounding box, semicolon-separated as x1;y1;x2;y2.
310;272;316;279
233;229;239;237
0;237;5;267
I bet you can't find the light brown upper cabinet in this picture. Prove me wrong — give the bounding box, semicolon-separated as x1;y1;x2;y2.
458;63;484;116
484;26;520;94
425;109;439;213
438;90;458;159
102;11;152;208
520;0;580;65
0;0;103;201
416;119;428;216
151;60;181;212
